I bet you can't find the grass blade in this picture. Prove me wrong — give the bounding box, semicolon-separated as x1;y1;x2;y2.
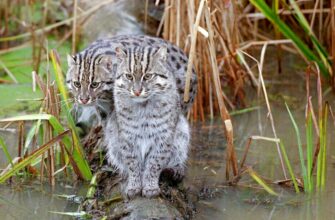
317;103;328;190
288;0;332;76
0;130;70;183
279;141;300;193
0;137;14;167
250;0;330;77
248;168;278;196
285;103;307;191
306;113;314;192
0;114;91;180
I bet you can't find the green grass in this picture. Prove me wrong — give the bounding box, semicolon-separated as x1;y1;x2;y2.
0;113;92;182
0;137;14;167
279;141;300;193
317;103;328;190
250;0;331;77
285;102;330;193
285;103;307;191
306;113;313;192
0;129;70;183
248;168;278;196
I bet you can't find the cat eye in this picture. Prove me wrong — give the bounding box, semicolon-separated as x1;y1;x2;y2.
143;74;154;80
90;82;100;88
73;81;81;88
125;74;133;80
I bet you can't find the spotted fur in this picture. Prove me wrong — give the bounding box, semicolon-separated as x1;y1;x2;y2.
66;35;198;115
105;45;190;198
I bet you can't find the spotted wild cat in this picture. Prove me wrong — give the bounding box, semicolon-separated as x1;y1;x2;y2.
105;45;190;198
66;35;198;128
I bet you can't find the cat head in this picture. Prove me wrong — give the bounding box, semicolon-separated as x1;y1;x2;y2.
66;52;114;105
114;46;172;102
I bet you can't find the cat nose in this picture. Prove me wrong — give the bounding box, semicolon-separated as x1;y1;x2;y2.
80;97;90;104
134;89;142;96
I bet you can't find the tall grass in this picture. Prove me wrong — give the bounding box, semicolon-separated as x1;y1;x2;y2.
283;66;329;193
285;103;307;191
250;0;332;77
0;113;92;182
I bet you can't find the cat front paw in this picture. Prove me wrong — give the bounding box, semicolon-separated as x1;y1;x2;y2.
124;183;141;199
142;186;160;198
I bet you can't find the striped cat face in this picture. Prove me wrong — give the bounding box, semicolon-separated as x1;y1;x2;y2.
66;53;114;105
114;46;171;102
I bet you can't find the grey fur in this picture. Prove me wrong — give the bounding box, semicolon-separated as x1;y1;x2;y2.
106;46;190;198
66;35;198;115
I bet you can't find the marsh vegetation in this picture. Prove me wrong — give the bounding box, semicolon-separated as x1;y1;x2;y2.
0;0;335;219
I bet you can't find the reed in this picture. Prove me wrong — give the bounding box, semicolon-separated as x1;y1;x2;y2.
247;167;278;196
0;137;14;167
282;64;330;193
285;103;307;191
250;0;332;77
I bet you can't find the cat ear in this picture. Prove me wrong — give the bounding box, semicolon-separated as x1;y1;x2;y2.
155;47;167;61
115;47;127;60
98;55;113;71
67;54;76;66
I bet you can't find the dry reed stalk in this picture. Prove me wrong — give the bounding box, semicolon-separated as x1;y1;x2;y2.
18;121;24;158
168;0;175;43
258;44;287;179
72;0;78;54
309;0;320;28
184;0;205;102
332;0;335;83
319;0;324;42
204;4;238;179
161;0;253;180
239;45;287;179
40;150;45;182
239;137;252;170
162;0;170;40
163;0;247;119
176;0;181;47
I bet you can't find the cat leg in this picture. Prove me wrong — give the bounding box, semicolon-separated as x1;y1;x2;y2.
142;145;172;198
120;142;142;199
105;115;141;199
167;115;190;182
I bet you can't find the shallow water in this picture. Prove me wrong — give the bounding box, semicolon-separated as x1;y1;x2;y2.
187;62;335;219
1;68;334;220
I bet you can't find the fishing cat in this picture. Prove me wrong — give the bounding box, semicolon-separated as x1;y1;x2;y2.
66;35;198;132
105;45;190;198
